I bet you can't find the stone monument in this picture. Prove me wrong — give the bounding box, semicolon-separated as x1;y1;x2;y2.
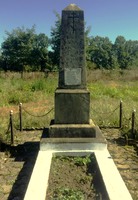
49;4;97;138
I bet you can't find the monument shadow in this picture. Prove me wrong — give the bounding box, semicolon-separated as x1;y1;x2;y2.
7;142;39;200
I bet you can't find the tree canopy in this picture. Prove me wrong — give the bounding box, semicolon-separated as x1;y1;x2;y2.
0;16;138;72
49;12;61;69
1;26;49;72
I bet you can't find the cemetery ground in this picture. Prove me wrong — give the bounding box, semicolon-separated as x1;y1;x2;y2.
0;129;138;200
0;69;138;199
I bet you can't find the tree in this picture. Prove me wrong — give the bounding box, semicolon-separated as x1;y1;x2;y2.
49;12;61;69
114;36;132;69
1;26;49;72
0;51;3;70
30;33;49;71
87;36;115;69
1;26;36;72
125;40;138;68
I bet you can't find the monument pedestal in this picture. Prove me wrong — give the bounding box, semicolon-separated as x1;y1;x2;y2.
41;124;107;151
48;88;96;138
49;120;96;138
55;89;90;124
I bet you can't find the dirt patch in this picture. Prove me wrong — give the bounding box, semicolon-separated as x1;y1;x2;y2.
0;131;42;200
0;99;51;117
102;128;138;200
0;129;138;199
46;155;108;200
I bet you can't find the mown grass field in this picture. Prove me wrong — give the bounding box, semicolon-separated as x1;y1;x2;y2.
0;69;138;142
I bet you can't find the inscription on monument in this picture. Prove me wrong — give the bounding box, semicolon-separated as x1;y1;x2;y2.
64;68;81;85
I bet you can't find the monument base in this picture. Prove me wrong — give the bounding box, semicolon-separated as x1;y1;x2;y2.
40;120;107;150
49;120;96;138
42;120;106;139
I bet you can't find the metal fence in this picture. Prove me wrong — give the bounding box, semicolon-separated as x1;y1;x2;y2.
1;100;138;145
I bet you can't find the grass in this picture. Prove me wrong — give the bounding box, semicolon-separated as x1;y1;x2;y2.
87;69;138;130
0;72;57;106
57;155;91;167
47;155;98;200
53;187;84;200
0;70;138;142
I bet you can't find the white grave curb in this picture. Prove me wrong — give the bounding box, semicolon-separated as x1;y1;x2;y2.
24;151;52;200
24;148;132;200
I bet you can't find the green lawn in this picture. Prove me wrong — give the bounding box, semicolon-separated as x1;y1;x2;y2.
0;70;138;142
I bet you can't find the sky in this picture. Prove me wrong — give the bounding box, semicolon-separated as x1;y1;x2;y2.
0;0;138;46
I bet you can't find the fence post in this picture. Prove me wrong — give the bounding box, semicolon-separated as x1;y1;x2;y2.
119;100;123;128
19;103;23;132
132;109;136;139
10;110;14;145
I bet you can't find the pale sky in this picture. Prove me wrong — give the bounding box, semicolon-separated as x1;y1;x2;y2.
0;0;138;46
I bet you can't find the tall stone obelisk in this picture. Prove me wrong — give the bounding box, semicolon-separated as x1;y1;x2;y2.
49;4;95;137
59;4;86;89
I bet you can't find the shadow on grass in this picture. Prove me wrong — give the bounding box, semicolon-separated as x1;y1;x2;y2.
0;139;11;152
7;142;39;200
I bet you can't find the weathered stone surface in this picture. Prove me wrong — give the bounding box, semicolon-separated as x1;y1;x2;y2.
49;124;96;138
59;4;86;89
48;4;98;139
55;89;90;124
48;4;104;139
43;125;106;141
64;68;81;85
64;4;81;11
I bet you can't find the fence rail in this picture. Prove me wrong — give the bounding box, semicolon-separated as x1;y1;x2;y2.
1;101;138;145
91;104;121;128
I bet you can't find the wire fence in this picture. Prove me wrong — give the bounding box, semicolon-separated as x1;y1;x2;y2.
22;106;54;118
90;104;121;128
0;100;138;146
18;103;54;132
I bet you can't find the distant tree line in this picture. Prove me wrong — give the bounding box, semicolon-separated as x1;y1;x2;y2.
0;14;138;73
86;36;138;70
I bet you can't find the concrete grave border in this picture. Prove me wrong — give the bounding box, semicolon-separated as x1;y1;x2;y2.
24;143;132;200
